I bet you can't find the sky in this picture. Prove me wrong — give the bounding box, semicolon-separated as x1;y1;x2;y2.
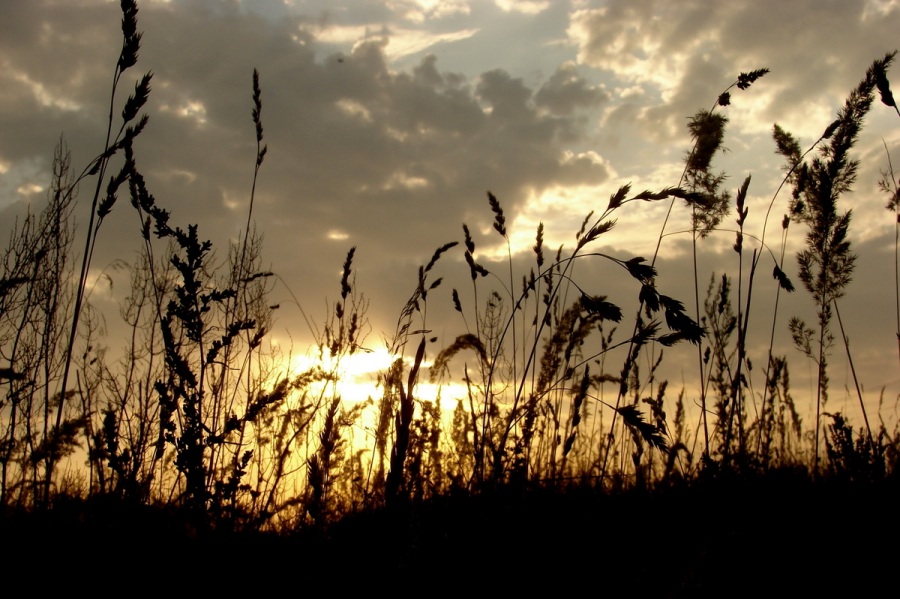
2;0;900;431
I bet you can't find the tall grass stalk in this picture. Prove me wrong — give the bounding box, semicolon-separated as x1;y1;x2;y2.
47;0;151;503
786;53;895;471
619;70;768;468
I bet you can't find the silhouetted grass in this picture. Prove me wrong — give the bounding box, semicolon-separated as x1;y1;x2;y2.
1;4;899;593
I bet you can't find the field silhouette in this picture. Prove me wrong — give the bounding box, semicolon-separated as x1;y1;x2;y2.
1;3;898;594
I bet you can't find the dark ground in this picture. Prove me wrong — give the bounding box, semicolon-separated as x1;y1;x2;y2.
1;472;896;597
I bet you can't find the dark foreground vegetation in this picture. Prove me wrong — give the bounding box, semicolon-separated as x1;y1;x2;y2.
2;3;899;594
3;471;898;595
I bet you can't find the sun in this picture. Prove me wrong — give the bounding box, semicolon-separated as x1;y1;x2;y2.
284;342;471;409
287;346;393;403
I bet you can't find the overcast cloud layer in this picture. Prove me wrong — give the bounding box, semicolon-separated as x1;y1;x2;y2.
2;0;900;424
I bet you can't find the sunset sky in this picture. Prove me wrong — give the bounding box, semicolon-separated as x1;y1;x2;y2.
2;0;900;428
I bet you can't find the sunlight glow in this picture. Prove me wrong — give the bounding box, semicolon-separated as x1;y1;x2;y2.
287;345;472;410
290;347;394;403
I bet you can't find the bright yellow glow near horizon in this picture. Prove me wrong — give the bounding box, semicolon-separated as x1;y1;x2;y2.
286;345;473;411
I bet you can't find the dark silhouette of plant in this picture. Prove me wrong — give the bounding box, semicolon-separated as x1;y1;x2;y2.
645;68;769;464
824;412;886;482
0;141;78;507
379;241;455;506
785;53;896;471
876;54;900;369
51;0;152;503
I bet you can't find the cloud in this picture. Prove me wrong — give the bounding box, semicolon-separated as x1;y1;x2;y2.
535;61;609;116
494;0;550;15
0;1;617;343
569;0;900;140
387;0;472;23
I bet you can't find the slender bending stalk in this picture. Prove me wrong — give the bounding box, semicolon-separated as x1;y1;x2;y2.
879;146;900;371
832;299;872;444
787;53;894;473
632;70;768;465
871;60;900;369
48;0;148;502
